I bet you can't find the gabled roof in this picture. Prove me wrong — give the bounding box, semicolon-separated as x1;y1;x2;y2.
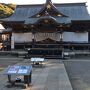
0;1;90;24
25;0;70;24
31;0;67;17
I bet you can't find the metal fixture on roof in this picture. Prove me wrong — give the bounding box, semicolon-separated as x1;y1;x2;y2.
47;4;51;9
58;25;63;28
57;14;62;16
24;25;28;28
31;25;34;28
44;20;48;23
36;14;40;17
45;11;49;16
67;24;70;27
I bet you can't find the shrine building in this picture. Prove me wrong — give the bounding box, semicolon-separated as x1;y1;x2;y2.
0;0;90;57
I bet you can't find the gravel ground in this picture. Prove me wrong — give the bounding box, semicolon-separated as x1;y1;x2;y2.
0;56;23;68
1;55;90;90
63;59;90;90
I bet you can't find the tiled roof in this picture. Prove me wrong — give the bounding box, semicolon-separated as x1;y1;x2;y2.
1;2;90;24
25;16;71;24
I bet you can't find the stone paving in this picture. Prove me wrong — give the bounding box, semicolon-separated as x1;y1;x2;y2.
63;58;90;90
0;59;72;90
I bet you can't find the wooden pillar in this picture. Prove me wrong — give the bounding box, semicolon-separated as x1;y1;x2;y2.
57;25;63;42
11;33;14;50
0;33;3;50
57;25;64;58
31;25;36;48
8;75;11;83
59;32;63;42
31;31;35;48
32;32;35;43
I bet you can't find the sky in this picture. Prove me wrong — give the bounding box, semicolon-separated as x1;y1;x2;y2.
0;0;90;13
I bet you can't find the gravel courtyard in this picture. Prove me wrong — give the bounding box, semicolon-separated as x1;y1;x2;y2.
64;58;90;90
0;56;90;90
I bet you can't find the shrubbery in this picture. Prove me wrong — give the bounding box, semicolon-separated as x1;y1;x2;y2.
0;3;16;18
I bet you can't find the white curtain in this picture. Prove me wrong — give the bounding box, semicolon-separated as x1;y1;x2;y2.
35;33;60;41
63;32;88;42
13;33;32;42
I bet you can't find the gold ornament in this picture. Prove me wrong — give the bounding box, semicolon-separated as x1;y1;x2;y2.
47;4;51;9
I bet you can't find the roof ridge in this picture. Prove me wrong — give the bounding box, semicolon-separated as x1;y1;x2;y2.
16;2;86;7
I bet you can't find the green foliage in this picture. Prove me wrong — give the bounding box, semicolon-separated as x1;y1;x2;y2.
7;4;16;10
0;3;16;18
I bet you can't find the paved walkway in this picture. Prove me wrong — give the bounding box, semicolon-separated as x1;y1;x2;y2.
0;59;73;90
